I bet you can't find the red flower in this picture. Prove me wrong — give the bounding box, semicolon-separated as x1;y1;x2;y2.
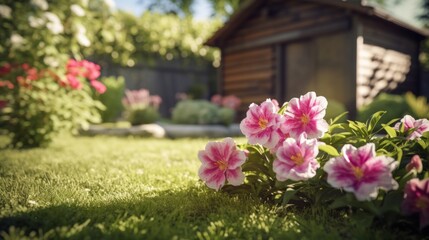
90;80;106;94
0;80;14;89
67;74;82;90
0;63;12;76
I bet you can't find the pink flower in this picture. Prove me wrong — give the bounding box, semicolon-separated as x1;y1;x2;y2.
150;95;162;108
0;80;14;89
66;74;82;90
211;94;222;106
81;60;101;80
406;155;423;173
394;115;429;140
222;95;241;110
66;59;82;76
401;178;429;230
90;80;106;94
66;59;101;81
198;138;247;190
283;92;329;139
273;133;319;181
324;143;398;201
269;122;290;153
240;99;283;149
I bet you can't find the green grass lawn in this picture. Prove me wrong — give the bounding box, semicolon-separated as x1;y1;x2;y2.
0;136;424;239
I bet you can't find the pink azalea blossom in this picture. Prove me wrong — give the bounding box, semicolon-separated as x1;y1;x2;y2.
198;138;246;190
66;74;82;90
240;99;283;149
273;133;319;181
401;178;429;230
90;80;106;94
394;115;429;140
81;60;101;80
283;92;329;139
406;155;423;174
324;143;398;201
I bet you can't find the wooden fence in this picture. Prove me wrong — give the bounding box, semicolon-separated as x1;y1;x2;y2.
100;58;217;117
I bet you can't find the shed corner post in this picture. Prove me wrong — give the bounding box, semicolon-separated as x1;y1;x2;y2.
274;43;285;103
217;47;225;96
350;15;363;120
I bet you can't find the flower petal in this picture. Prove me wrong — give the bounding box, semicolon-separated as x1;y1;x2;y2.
226;168;245;186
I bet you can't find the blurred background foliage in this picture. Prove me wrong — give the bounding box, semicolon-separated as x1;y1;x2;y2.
0;0;223;70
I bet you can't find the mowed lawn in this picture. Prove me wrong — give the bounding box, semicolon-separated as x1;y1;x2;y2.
0;136;422;239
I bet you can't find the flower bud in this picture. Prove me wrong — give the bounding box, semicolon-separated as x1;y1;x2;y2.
406;155;423;173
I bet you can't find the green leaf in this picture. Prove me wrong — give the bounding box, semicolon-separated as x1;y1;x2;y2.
281;188;297;205
417;139;428;149
385;117;400;127
367;111;386;131
380;191;402;214
278;102;288;115
382;124;397;138
329;194;353;209
318;144;340;156
330;112;348;124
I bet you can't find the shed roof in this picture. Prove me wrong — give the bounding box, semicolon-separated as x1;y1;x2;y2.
206;0;429;47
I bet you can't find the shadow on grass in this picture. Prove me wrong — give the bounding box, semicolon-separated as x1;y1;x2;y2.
1;186;426;239
0;186;259;239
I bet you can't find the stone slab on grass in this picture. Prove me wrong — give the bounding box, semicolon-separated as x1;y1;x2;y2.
160;123;242;138
81;123;243;138
82;124;166;138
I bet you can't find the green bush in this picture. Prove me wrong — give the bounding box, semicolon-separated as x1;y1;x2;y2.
358;92;429;124
218;107;235;125
357;93;409;124
325;99;347;122
96;76;125;122
125;106;160;125
404;92;429;118
122;89;162;125
1;76;103;148
171;100;235;125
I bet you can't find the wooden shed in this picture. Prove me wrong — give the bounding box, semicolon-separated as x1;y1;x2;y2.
206;0;428;118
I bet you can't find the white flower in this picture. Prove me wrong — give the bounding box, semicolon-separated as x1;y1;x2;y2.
104;0;115;9
76;24;90;47
28;15;45;28
71;4;85;17
30;0;48;10
44;12;63;34
44;56;60;67
0;4;11;19
10;33;25;48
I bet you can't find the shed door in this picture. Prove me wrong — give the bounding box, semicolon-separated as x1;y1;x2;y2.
283;32;355;108
284;39;316;101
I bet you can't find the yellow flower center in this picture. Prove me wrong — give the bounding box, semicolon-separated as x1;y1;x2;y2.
258;118;268;129
416;196;429;210
351;166;364;180
215;160;228;171
290;153;305;166
301;114;310;125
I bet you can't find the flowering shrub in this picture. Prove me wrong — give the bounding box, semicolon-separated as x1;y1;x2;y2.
198;91;429;231
172;99;237;125
211;94;241;111
0;60;105;148
95;76;125;122
122;89;161;125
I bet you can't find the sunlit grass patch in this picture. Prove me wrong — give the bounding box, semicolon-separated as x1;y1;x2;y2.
0;136;424;239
